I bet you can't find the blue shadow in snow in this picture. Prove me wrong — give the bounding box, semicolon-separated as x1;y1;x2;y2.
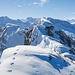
30;54;69;73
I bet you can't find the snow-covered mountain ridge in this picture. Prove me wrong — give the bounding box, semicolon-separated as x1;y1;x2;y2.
0;16;75;75
65;18;75;24
0;16;30;27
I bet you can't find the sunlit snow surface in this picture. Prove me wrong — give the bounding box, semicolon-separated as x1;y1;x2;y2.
0;45;75;75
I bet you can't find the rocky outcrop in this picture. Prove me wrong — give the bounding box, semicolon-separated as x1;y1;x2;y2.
45;26;54;38
45;26;75;49
69;48;75;55
24;29;33;45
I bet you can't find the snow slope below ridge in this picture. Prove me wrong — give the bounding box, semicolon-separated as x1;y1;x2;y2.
0;24;26;48
5;24;25;47
0;45;75;75
31;32;75;65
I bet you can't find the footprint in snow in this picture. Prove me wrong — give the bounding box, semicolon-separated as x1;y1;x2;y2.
25;54;28;56
7;70;12;72
16;49;19;51
10;62;14;65
14;52;17;55
12;57;15;60
71;71;73;72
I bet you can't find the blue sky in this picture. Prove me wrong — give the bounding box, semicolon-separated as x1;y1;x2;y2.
0;0;75;20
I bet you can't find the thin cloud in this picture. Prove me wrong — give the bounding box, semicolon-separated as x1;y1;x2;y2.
40;0;47;7
29;4;31;6
33;0;47;7
17;5;22;7
17;0;48;7
72;12;75;15
41;0;47;3
33;2;39;5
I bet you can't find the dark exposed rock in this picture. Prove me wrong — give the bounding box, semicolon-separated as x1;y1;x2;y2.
45;26;75;48
49;55;52;60
47;30;54;37
24;38;30;45
69;48;75;55
45;26;54;38
45;26;54;30
24;29;33;45
55;30;72;47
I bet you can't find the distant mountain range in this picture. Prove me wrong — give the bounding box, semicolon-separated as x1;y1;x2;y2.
65;18;75;24
0;16;30;27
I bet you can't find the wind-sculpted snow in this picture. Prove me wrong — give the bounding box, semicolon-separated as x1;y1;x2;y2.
0;46;75;75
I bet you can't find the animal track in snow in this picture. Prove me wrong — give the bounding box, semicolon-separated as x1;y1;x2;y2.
16;49;19;51
12;57;15;60
14;52;17;55
10;62;14;65
71;71;73;72
7;70;12;72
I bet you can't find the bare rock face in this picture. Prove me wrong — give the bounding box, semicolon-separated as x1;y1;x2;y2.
24;39;30;45
69;48;75;55
45;25;75;49
24;29;33;45
24;25;40;45
45;26;54;38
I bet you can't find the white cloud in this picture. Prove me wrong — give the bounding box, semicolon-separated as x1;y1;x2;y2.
33;2;39;5
41;0;47;3
17;0;48;7
33;0;47;7
29;4;31;6
17;5;22;7
40;0;47;6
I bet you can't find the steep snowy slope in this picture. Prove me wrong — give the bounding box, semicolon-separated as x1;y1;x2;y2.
25;18;75;49
47;18;75;40
0;23;26;51
0;45;75;75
